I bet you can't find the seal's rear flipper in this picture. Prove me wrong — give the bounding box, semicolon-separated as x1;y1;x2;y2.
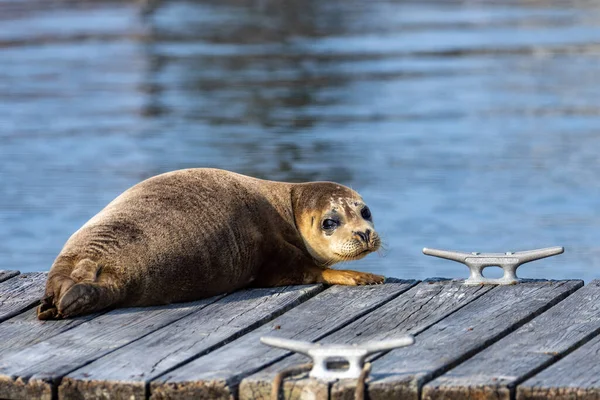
38;261;77;320
57;282;116;318
37;295;59;320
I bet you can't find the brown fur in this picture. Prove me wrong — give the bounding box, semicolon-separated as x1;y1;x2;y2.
38;169;384;320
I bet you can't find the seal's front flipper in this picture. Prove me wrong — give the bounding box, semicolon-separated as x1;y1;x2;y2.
309;267;385;286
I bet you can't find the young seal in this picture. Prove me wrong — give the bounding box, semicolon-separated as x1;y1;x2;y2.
38;168;385;320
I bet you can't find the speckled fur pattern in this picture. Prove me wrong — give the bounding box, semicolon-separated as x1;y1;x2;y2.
38;168;384;320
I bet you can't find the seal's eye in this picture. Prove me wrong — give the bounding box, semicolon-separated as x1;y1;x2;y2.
361;207;372;220
322;219;338;230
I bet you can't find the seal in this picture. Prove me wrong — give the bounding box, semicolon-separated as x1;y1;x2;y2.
37;168;385;320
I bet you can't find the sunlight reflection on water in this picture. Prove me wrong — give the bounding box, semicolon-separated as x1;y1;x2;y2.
1;0;600;281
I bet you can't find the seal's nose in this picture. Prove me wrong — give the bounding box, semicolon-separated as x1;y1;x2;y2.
355;229;371;243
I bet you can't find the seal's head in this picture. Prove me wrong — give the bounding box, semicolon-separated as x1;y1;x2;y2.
292;182;381;267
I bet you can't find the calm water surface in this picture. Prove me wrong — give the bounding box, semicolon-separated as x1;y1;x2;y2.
2;0;600;281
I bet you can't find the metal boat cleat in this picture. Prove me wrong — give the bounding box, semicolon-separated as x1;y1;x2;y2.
260;335;415;381
423;246;564;285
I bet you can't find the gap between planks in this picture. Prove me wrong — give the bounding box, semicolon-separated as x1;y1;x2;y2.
1;276;594;400
517;331;600;400
59;283;328;400
0;294;228;400
239;279;496;400
148;280;419;400
423;280;600;400
337;280;583;400
0;272;47;323
0;283;329;400
0;271;105;357
0;271;20;284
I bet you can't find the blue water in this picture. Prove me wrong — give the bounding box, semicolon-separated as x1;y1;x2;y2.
2;0;600;281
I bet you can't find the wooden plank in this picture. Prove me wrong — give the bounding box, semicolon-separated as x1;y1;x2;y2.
149;280;418;400
0;272;47;323
517;332;600;400
0;294;225;400
0;271;19;283
239;279;495;400
0;308;100;357
338;280;582;400
423;280;600;400
59;284;324;400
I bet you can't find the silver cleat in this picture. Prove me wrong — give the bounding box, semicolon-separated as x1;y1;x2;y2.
423;246;564;285
260;335;415;381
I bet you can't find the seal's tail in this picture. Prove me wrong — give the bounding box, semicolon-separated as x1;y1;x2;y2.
38;257;120;320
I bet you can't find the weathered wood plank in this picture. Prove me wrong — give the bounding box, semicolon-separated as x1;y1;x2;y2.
0;294;225;400
517;331;600;400
423;280;600;400
0;271;19;283
0;308;100;357
149;280;418;400
239;279;495;400
59;284;324;400
343;280;582;400
0;272;47;323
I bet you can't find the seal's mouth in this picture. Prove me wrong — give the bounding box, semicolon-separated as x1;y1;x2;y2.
330;235;381;262
334;248;372;260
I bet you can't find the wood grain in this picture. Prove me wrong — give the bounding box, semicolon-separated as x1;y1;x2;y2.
150;280;418;400
423;280;600;400
0;271;19;283
0;293;224;400
0;308;101;357
361;280;583;400
59;284;323;400
239;279;495;400
517;328;600;400
0;272;46;323
1;275;596;400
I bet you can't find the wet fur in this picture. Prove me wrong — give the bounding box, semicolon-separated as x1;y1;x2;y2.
38;169;384;319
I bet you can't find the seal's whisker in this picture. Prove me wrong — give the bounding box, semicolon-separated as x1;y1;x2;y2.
376;247;389;258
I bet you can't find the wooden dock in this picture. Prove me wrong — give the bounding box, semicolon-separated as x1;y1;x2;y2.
0;270;599;400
